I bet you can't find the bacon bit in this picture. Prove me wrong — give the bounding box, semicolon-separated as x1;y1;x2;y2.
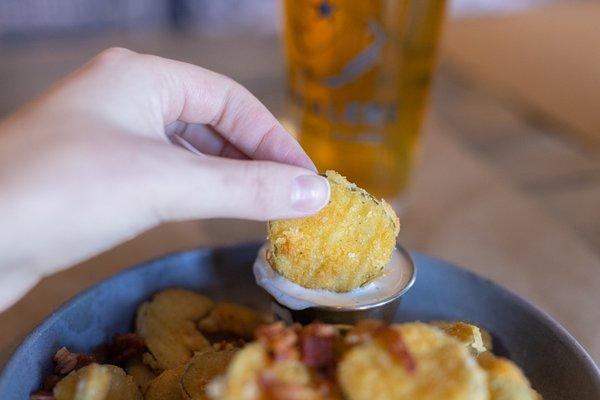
301;322;336;370
344;320;385;345
30;390;55;400
108;333;145;364
375;327;416;373
53;347;89;375
344;320;416;373
259;372;315;400
42;374;62;392
255;322;299;361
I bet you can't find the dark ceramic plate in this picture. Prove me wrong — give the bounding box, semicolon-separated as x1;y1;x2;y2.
1;243;598;399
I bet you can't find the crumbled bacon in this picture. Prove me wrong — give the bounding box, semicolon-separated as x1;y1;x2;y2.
42;374;62;392
301;322;336;370
53;347;94;375
375;327;416;373
259;371;315;400
255;322;299;361
107;333;145;364
30;390;55;400
345;320;416;373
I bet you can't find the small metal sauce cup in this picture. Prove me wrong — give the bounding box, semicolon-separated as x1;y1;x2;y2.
254;244;416;325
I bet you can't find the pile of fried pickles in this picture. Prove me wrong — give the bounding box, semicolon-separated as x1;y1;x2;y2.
32;288;540;400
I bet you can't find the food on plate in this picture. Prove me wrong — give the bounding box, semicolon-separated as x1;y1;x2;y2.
477;353;540;400
206;331;325;400
53;364;142;400
144;365;186;400
267;170;400;292
125;358;156;393
136;289;213;370
181;347;239;400
198;302;266;341
338;322;487;400
431;321;490;356
34;289;541;400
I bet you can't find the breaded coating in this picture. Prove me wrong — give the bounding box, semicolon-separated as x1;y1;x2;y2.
181;347;238;400
136;289;213;370
125;358;156;393
144;365;186;400
337;323;488;400
268;170;400;292
431;321;489;356
198;302;266;341
207;343;321;400
478;353;541;400
54;364;142;400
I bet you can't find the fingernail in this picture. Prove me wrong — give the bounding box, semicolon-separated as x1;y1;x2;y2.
291;174;330;213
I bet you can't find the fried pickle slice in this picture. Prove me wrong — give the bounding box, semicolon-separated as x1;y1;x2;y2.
181;347;238;400
206;343;321;400
124;358;156;393
431;321;490;356
53;364;142;400
144;365;186;400
338;323;488;400
136;289;213;371
478;353;541;400
267;170;400;292
198;302;266;341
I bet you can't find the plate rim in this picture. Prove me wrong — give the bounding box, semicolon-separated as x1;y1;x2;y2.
1;242;598;390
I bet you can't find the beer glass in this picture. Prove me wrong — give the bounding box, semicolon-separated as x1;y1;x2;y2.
283;0;446;202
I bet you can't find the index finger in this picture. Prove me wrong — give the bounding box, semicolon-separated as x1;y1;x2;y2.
144;52;316;170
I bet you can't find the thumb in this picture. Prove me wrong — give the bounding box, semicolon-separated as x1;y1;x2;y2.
150;151;330;222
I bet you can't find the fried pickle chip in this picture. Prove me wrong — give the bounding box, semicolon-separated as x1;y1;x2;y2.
54;364;142;400
144;365;186;400
206;343;320;400
125;358;156;393
181;347;238;400
338;323;488;400
136;289;213;371
478;353;540;400
267;170;400;292
198;302;266;341
431;321;489;356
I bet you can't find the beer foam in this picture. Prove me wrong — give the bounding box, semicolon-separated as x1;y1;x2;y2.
253;243;414;310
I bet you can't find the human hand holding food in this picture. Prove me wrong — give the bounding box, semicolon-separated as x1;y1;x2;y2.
0;48;330;311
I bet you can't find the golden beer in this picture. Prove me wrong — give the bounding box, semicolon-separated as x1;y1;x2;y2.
283;0;446;200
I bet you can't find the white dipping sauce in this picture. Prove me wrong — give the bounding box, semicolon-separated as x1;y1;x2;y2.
253;243;413;310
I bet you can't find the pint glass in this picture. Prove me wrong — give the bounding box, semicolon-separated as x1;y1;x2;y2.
283;0;446;201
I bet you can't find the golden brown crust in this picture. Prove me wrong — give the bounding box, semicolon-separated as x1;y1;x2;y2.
206;343;323;400
144;365;186;400
431;321;489;356
198;302;266;341
267;170;400;292
337;323;488;400
478;353;541;400
124;358;156;393
53;364;142;400
181;347;238;400
136;289;213;371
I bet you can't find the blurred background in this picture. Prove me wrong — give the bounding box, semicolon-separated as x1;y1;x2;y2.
1;0;599;365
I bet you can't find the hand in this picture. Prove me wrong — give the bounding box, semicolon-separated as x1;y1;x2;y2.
0;47;330;310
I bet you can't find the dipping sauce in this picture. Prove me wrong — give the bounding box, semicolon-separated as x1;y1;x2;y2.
253;243;415;311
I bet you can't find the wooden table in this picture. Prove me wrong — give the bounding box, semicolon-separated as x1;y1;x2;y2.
0;29;599;367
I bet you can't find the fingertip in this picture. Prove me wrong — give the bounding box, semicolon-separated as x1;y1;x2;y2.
295;152;318;172
290;174;330;215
